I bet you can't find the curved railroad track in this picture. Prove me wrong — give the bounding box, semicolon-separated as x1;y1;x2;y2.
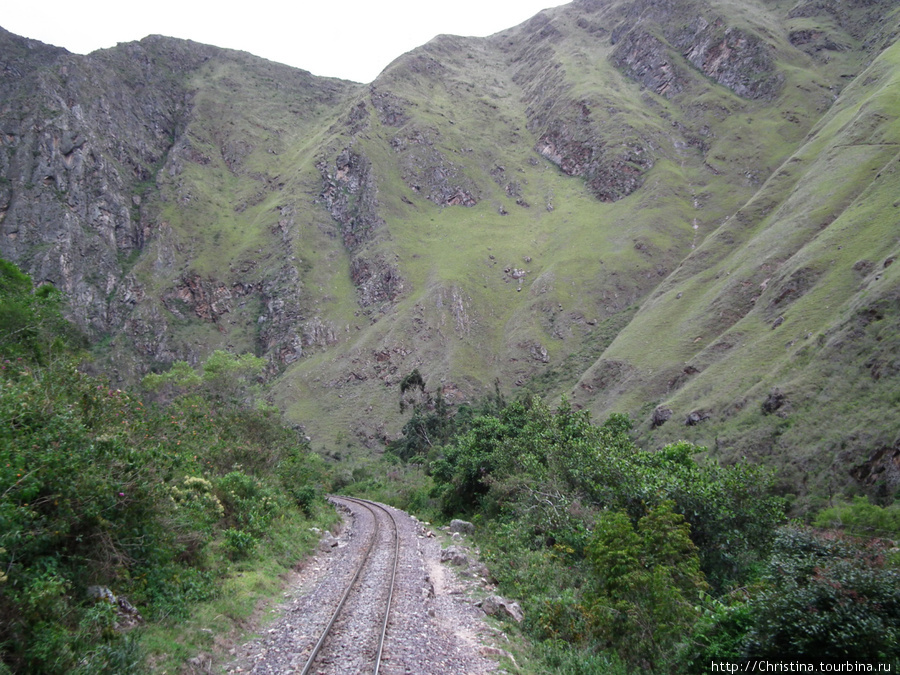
224;497;498;675
299;496;400;675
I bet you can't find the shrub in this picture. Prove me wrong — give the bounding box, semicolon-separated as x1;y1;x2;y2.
0;259;324;670
215;470;283;535
744;526;900;664
433;398;783;587
276;445;324;515
585;502;708;669
0;359;319;669
678;595;756;669
431;398;787;672
814;496;900;539
534;639;629;675
0;259;84;364
680;527;900;670
292;485;317;516
222;528;258;560
170;475;225;527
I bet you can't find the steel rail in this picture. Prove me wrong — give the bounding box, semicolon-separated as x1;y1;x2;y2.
299;496;400;675
353;499;399;674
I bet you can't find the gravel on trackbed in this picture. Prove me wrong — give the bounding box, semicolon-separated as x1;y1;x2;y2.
223;499;510;675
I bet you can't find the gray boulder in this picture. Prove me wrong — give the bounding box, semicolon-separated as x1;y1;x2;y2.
440;545;470;567
480;595;524;623
449;519;475;535
319;531;339;551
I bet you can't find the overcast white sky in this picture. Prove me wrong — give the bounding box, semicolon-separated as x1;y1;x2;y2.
3;0;567;83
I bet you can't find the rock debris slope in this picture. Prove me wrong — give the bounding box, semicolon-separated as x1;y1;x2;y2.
2;0;900;497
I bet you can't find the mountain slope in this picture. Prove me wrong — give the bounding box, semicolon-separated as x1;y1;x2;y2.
1;0;899;501
0;28;362;371
577;35;900;499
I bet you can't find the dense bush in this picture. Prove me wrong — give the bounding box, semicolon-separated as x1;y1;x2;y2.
0;259;327;673
681;527;900;668
585;502;708;667
0;260;84;365
814;496;900;539
425;396;784;670
432;397;783;586
388;374;505;463
745;527;900;663
0;356;326;672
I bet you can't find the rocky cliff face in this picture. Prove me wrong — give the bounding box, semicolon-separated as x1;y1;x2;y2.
2;0;900;500
1;29;360;371
0;31;192;335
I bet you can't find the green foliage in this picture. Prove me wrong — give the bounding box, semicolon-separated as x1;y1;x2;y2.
222;528;257;560
201;351;266;405
276;443;325;515
388;378;506;462
0;331;325;672
292;485;318;516
0;259;31;294
432;397;783;585
629;441;784;588
141;360;202;393
585;502;708;668
142;350;265;407
430;401;527;515
680;527;900;670
744;527;900;663
679;597;755;667
0;258;84;365
532;639;629;675
137;565;217;621
398;368;426;397
428;397;784;671
814;496;900;539
391;390;454;460
215;470;283;535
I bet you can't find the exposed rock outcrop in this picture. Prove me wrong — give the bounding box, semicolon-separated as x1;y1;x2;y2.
319;148;384;250
537;122;652;202
391;127;480;207
0;32;192;336
164;273;241;322
685;409;712;426
761;389;787;415
609;6;782;101
350;255;404;308
651;405;673;428
370;87;410;127
440;545;471;567
612;30;687;98
479;595;524;623
449;519;475;535
852;446;900;492
674;17;782;100
319;145;406;310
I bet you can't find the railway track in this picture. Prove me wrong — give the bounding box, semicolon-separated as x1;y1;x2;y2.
224;495;497;674
299;496;400;675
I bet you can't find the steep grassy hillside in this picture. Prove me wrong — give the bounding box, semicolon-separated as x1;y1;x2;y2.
579;38;900;501
272;0;900;496
2;0;899;501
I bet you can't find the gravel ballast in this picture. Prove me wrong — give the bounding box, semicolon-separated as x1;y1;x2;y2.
224;499;504;674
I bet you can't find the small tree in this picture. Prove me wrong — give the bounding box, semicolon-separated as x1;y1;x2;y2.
586;502;708;669
0;258;82;364
143;350;265;407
